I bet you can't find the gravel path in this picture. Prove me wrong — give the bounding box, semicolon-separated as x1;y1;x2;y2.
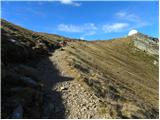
50;49;102;119
35;45;111;119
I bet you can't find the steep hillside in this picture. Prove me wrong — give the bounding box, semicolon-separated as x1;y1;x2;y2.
1;19;72;118
51;36;158;118
1;19;159;119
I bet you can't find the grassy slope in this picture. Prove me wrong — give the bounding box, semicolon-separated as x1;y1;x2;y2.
1;19;158;118
1;19;74;44
64;37;158;114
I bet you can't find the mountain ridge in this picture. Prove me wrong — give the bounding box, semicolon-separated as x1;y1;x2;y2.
1;19;159;41
1;19;159;119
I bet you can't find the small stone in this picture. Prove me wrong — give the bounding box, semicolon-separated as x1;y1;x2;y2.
153;60;158;65
82;103;86;107
89;115;93;118
60;86;68;91
93;105;97;108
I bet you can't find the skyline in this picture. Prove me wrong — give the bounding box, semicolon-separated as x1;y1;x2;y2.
1;1;159;40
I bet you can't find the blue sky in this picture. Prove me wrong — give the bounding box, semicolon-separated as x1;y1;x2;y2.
1;0;159;40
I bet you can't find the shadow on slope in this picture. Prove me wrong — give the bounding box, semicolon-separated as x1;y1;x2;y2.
2;57;73;119
36;56;74;119
1;26;73;118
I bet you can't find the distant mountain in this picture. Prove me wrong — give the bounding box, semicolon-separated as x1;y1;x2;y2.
1;19;159;119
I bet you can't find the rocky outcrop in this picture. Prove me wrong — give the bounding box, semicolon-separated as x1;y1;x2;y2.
132;33;159;55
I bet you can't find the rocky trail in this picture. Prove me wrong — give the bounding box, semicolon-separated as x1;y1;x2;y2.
2;19;159;119
36;46;105;119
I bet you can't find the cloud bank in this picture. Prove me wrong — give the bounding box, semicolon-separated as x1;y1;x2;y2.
102;23;129;33
58;23;97;33
57;10;149;39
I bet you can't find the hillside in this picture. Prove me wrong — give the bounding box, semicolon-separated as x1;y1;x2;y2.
1;19;159;119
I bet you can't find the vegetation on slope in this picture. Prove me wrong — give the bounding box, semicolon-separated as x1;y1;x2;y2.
1;19;72;118
1;19;159;119
61;37;159;118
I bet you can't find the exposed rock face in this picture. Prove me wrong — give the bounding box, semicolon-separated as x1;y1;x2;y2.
132;33;159;55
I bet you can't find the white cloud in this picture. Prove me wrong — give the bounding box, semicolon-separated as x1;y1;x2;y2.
115;11;148;26
57;23;97;33
60;0;81;7
57;23;97;39
80;37;85;40
115;11;141;23
58;24;82;32
80;31;96;40
102;23;129;33
114;10;149;31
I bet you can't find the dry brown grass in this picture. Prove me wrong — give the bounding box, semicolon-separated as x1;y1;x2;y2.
65;38;158;113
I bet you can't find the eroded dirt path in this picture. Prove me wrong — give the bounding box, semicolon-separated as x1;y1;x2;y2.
36;44;111;118
50;49;106;119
